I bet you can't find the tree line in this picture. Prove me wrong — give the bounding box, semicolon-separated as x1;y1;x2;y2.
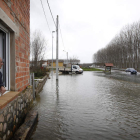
93;21;140;70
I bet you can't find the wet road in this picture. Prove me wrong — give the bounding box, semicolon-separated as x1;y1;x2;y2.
30;71;140;140
102;69;140;84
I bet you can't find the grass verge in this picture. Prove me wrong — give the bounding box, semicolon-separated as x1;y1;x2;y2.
35;76;44;79
82;68;103;71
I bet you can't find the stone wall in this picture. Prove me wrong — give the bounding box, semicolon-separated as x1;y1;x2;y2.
35;75;48;95
0;74;48;140
0;87;33;140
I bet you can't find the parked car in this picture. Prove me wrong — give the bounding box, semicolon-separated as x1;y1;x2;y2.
125;68;137;74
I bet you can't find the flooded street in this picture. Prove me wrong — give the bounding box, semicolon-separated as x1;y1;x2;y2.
30;71;140;140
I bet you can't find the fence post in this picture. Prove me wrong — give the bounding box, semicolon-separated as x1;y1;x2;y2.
30;73;32;85
32;73;35;99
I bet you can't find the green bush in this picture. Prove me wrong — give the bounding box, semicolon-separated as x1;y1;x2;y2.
46;68;50;72
34;67;47;78
34;71;44;77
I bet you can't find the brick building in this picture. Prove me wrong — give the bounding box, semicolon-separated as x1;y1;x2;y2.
0;0;30;92
0;1;33;139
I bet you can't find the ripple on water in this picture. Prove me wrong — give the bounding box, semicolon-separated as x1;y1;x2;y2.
30;71;140;140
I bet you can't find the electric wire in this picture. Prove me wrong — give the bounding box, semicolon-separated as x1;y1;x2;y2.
46;0;56;27
40;0;51;34
46;0;66;51
59;23;66;51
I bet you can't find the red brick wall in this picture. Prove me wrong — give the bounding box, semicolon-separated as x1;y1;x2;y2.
0;0;30;91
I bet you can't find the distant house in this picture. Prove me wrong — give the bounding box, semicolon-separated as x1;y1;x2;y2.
47;59;80;67
47;59;64;67
80;63;93;68
30;59;81;68
30;60;48;67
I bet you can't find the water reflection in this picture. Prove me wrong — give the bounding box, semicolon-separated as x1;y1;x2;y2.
56;80;59;95
30;71;140;140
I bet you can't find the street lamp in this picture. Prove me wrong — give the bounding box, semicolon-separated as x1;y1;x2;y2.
63;50;68;64
52;31;55;75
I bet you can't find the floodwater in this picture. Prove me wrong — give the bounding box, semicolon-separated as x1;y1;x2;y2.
30;71;140;140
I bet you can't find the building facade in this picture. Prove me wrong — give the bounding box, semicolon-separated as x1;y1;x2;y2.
47;59;80;67
0;1;32;139
47;59;64;67
0;0;30;92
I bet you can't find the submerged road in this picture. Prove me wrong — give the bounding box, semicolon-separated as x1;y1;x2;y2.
30;71;140;140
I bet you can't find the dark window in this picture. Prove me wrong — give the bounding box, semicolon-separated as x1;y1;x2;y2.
0;29;6;87
73;66;77;69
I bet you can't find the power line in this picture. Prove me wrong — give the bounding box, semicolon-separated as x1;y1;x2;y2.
40;0;51;34
59;23;65;50
46;0;56;27
46;0;65;50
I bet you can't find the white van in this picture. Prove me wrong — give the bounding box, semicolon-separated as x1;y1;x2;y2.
71;65;83;74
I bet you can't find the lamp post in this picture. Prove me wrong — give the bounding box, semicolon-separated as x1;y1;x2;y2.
63;50;68;64
52;31;55;75
138;47;140;71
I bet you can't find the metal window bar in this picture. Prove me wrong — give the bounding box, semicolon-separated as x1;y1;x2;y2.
3;32;6;87
0;31;6;87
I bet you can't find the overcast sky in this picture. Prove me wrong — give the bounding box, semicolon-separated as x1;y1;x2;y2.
30;0;140;63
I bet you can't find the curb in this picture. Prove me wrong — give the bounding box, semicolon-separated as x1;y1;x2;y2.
13;111;38;140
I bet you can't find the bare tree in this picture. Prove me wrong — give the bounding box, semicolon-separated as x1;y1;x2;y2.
30;30;48;70
93;20;140;71
69;55;80;64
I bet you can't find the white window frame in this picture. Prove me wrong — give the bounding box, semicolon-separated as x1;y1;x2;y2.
0;24;10;92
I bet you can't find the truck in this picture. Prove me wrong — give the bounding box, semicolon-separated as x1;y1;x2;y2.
59;64;83;74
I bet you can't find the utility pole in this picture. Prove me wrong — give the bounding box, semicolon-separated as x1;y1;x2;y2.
52;31;55;76
56;15;59;80
67;52;68;64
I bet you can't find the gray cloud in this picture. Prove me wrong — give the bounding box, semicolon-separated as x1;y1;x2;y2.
30;0;140;63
